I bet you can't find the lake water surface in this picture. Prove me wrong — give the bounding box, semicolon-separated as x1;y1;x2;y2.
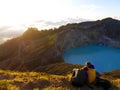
63;45;120;72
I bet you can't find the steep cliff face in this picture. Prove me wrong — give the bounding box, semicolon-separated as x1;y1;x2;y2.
55;18;120;53
0;18;120;71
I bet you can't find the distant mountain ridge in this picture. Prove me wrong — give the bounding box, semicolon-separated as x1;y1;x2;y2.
0;17;120;71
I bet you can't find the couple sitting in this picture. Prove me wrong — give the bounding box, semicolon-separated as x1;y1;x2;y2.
71;62;111;90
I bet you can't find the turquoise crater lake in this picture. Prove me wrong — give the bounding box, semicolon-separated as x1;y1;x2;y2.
63;45;120;72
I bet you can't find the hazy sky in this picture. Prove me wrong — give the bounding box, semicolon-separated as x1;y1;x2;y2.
0;0;120;24
0;0;120;43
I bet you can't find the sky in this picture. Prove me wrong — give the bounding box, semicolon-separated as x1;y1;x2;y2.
0;0;120;43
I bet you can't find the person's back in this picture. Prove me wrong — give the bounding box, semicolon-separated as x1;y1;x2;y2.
87;67;96;83
71;68;87;87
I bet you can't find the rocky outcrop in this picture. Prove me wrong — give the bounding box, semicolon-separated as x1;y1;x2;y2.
0;18;120;71
55;29;90;52
55;18;120;53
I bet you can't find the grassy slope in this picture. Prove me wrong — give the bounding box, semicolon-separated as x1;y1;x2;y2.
0;63;120;90
0;28;62;70
102;70;120;88
35;62;83;75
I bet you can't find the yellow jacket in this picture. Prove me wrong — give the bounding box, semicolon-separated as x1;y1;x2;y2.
87;68;96;83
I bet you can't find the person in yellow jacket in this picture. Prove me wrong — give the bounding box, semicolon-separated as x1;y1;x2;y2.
81;62;96;84
85;62;96;84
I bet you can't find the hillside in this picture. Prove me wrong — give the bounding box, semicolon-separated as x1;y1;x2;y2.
0;18;120;71
0;17;120;89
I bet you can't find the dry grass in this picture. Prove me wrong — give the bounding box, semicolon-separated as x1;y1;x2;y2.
0;69;120;90
110;79;120;88
0;69;72;90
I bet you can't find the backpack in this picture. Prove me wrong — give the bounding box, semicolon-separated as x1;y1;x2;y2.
71;69;87;87
94;77;111;90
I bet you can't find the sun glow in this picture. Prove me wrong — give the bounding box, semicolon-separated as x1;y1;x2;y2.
0;0;72;26
0;0;120;44
0;0;120;26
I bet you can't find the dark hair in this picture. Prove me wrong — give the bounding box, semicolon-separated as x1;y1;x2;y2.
85;62;91;66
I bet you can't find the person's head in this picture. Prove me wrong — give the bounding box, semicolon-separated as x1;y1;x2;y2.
85;62;91;67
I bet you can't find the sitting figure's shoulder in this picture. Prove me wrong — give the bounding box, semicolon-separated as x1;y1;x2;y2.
81;66;88;71
88;65;95;69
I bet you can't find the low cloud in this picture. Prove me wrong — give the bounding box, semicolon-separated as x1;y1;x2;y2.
0;25;26;44
33;17;88;29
